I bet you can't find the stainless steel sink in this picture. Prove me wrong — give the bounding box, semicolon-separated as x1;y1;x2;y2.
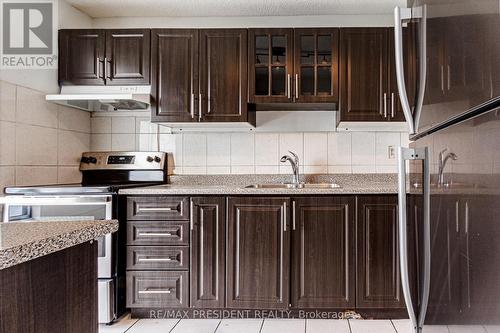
245;183;341;189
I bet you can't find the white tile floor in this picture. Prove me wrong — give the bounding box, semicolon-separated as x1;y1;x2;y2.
99;315;499;333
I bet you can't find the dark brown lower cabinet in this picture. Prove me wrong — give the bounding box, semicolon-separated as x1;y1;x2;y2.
291;197;355;308
0;242;97;333
356;195;407;309
226;197;290;309
190;197;225;308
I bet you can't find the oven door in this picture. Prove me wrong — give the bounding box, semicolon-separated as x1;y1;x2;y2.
1;195;113;278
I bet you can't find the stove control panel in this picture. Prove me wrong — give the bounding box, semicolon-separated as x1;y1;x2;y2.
80;152;166;171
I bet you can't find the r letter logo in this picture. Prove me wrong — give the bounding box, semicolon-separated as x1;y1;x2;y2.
1;1;57;68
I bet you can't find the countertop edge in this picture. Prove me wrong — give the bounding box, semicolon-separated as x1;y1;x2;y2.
0;220;118;270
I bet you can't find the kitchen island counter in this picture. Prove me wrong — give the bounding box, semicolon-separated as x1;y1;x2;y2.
0;219;118;270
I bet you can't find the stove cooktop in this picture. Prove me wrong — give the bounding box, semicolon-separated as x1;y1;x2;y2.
4;182;164;195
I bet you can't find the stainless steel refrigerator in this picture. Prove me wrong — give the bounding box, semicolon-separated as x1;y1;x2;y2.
394;0;500;332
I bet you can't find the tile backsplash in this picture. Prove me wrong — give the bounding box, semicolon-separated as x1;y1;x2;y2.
0;80;91;193
90;112;410;175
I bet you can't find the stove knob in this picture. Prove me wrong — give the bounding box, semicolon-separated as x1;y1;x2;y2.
146;156;154;162
88;156;97;164
154;156;161;163
80;156;90;164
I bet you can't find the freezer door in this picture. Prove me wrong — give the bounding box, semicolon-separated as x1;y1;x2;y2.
413;0;500;135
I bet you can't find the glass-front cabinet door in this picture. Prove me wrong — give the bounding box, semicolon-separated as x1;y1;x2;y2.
248;28;294;103
294;28;339;103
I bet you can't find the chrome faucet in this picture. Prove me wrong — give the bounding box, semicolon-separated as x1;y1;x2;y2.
280;151;301;185
438;148;458;186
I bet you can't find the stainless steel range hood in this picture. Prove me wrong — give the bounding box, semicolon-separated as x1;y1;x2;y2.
46;85;151;112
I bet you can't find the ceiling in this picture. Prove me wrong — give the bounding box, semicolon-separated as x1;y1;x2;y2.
65;0;406;18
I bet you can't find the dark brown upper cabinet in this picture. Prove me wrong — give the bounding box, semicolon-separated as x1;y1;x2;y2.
248;29;294;103
59;30;105;85
226;197;290;309
151;29;252;124
151;29;199;123
248;28;339;106
339;28;389;122
388;26;417;122
339;27;416;122
105;29;150;85
59;29;150;86
294;28;339;103
291;197;355;309
199;29;249;122
190;197;225;308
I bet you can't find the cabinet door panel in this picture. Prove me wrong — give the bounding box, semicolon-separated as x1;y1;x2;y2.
340;28;388;121
248;29;294;103
191;197;225;308
226;197;290;309
59;30;105;85
199;29;248;122
291;197;355;308
356;195;405;308
151;29;198;122
105;29;150;85
294;28;339;103
388;25;417;122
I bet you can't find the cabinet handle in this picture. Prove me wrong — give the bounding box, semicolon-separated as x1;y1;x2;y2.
455;201;460;233
138;232;172;237
104;57;108;79
283;201;287;232
391;93;395;118
295;74;299;99
138;257;174;262
138;289;172;294
292;200;296;230
447;64;451;91
190;93;195;119
440;65;445;92
384;93;388;118
190;199;194;231
139;207;173;212
287;74;292;99
97;57;103;79
198;93;203;121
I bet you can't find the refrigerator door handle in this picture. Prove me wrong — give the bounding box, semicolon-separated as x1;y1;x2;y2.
397;146;430;333
394;5;427;134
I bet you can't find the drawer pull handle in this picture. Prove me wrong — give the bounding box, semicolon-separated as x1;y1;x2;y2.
138;257;174;262
138;289;172;294
139;207;173;212
138;232;172;237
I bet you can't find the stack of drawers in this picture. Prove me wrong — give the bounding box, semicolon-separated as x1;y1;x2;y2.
125;196;190;308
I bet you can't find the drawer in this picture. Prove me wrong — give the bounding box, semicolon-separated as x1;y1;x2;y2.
127;221;189;245
126;271;188;308
127;196;189;220
127;246;189;270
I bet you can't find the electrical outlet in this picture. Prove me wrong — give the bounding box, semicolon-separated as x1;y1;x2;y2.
388;145;396;159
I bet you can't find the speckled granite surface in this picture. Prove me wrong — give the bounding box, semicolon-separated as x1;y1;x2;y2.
0;220;118;270
119;174;399;195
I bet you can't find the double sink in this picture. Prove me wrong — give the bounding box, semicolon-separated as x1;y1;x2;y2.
245;183;341;189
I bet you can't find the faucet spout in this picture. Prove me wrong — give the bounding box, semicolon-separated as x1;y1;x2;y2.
280;151;300;185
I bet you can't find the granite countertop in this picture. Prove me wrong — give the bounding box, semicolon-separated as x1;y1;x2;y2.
0;220;118;270
119;174;399;195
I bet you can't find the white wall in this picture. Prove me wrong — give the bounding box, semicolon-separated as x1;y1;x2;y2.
0;0;93;93
92;14;394;28
89;113;410;175
0;80;91;193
